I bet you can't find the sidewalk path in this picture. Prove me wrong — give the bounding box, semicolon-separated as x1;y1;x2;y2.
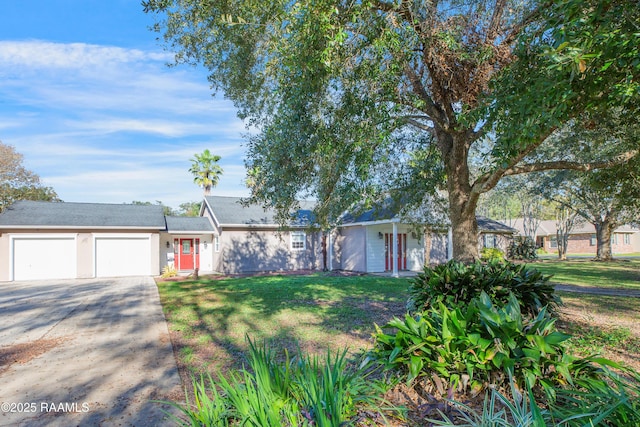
555;284;640;298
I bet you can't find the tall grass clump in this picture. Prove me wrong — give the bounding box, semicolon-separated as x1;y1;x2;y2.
163;338;394;426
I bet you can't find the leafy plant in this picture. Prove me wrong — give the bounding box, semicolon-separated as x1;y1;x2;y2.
508;236;539;261
375;292;589;398
163;337;393;426
481;247;505;262
407;260;560;317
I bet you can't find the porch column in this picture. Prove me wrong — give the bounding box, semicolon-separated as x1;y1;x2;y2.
328;230;333;271
447;227;453;261
392;222;399;277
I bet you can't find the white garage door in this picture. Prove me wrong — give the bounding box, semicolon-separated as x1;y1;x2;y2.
95;237;151;277
13;237;77;281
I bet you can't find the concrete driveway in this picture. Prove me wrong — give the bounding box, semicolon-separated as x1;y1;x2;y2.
0;277;181;426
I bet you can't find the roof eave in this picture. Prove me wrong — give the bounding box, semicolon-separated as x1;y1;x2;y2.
337;218;401;227
0;225;165;230
166;230;215;234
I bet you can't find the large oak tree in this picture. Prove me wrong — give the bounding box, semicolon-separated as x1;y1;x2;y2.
145;0;639;261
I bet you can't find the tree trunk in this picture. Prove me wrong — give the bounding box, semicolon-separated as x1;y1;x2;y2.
555;206;577;261
557;230;568;260
594;220;613;261
441;130;479;262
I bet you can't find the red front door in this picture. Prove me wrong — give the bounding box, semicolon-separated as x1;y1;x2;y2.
384;233;407;271
179;239;194;270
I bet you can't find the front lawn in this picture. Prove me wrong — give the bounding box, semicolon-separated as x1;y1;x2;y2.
558;292;640;371
157;273;409;378
529;259;640;289
157;269;640;425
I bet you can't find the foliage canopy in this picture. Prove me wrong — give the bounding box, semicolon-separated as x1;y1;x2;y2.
0;141;59;212
145;0;640;260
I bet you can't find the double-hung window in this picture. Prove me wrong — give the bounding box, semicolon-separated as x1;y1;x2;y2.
291;231;306;250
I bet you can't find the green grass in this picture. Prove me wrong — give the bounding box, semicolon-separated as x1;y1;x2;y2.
557;293;640;365
157;273;410;374
528;259;640;289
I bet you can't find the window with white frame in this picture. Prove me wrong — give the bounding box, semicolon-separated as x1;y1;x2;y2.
624;234;631;245
612;233;618;245
590;234;596;246
214;235;220;252
550;236;558;249
483;234;496;248
291;231;306;250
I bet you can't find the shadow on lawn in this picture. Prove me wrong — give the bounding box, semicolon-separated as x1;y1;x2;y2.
159;275;409;373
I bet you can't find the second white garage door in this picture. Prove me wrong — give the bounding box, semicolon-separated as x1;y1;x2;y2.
95;236;151;277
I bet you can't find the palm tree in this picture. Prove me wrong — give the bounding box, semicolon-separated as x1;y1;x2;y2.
189;149;223;195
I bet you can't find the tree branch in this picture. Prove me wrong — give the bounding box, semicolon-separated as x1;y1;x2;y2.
404;66;445;125
503;150;638;176
486;0;508;42
405;118;435;132
471;127;557;197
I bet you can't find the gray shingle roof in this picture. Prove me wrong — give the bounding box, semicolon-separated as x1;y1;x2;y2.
508;218;639;236
0;201;166;229
476;216;517;234
339;199;516;234
204;196;315;226
165;216;214;232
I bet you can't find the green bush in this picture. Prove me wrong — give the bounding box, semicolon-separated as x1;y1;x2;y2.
480;247;505;262
407;260;560;318
508;236;539;261
374;292;577;397
164;338;393;426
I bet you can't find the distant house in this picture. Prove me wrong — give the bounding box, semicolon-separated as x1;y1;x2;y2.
0;197;515;281
508;218;640;255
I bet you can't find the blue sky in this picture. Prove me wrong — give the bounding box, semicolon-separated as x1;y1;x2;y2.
0;0;249;210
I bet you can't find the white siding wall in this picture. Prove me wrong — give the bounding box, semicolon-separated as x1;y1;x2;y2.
364;224;425;273
199;237;213;272
406;232;424;271
429;233;449;264
365;226;386;272
339;227;366;272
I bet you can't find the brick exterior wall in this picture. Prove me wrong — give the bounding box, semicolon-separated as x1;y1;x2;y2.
541;233;636;254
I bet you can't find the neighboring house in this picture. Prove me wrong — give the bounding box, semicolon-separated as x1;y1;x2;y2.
508;218;640;254
0;197;516;281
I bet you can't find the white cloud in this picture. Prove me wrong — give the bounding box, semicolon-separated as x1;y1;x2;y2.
0;40;172;70
0;40;251;206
